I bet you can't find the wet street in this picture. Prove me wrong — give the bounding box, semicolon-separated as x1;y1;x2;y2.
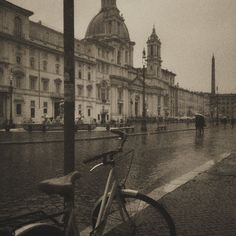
0;126;235;230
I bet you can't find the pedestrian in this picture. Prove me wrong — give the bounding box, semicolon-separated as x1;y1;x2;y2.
195;114;205;136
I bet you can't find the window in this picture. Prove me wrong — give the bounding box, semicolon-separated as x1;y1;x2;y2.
107;114;109;120
97;86;101;99
150;45;154;56
125;51;128;64
78;70;82;79
29;76;37;90
118;103;123;115
43;102;48;114
15;77;22;88
16;103;22;115
98;48;101;57
14;17;22;37
43;61;47;71
88;109;91;117
101;63;105;73
98;114;100;120
42;79;49;91
101;87;106;102
108;21;112;34
102;50;105;58
106;64;109;74
87;87;92;98
16;56;21;64
78;86;83;97
55;82;61;94
88;72;91;81
117;50;121;65
30;100;35;118
29;49;35;57
118;88;123;100
30;57;35;69
55;64;60;74
78;105;82;116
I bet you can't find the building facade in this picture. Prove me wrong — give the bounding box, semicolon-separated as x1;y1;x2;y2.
0;0;212;127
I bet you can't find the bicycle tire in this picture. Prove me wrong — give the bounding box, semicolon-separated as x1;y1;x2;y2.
91;191;176;236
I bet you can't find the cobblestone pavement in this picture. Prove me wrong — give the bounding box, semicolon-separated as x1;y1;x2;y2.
154;153;236;236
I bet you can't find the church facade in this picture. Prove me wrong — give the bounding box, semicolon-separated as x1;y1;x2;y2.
0;0;208;126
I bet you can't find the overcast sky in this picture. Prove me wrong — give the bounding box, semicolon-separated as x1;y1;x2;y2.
9;0;236;93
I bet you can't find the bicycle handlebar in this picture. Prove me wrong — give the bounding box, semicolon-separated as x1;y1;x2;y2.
83;129;127;164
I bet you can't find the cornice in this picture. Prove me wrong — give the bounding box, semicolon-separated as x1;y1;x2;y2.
0;32;96;65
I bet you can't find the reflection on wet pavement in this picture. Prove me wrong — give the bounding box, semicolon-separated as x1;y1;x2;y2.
0;127;235;229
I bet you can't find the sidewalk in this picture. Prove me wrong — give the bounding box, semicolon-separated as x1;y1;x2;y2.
158;153;236;236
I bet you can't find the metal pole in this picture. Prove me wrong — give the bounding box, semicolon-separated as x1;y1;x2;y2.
141;63;147;132
9;78;13;128
63;0;75;175
216;86;219;125
38;50;41;109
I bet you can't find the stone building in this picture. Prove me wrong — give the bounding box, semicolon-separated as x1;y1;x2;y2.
0;0;213;127
0;0;177;126
176;87;210;117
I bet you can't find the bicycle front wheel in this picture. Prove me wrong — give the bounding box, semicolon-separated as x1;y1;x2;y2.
91;191;176;236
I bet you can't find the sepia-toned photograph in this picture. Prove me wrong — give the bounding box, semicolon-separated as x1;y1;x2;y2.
0;0;235;235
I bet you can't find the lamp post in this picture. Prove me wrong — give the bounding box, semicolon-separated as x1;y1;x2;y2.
141;48;147;132
130;98;133;118
9;74;13;128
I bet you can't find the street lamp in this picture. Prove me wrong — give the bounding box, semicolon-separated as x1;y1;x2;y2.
141;48;147;132
9;73;14;129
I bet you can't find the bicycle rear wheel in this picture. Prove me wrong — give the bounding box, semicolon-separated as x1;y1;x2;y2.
15;223;63;236
91;191;176;236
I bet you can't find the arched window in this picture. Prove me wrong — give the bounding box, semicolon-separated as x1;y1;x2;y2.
117;50;121;65
14;17;22;37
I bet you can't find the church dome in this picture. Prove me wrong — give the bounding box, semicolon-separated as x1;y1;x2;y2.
85;0;130;41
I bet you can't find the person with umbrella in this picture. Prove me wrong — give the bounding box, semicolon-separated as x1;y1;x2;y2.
195;113;205;136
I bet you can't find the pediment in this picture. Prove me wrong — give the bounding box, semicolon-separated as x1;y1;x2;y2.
131;77;144;87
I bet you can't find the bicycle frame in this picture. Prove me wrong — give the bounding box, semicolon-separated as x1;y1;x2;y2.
90;158;137;236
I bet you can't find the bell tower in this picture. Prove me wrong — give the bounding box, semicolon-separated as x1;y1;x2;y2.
146;26;162;78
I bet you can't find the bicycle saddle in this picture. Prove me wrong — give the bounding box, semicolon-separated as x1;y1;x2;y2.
38;171;80;197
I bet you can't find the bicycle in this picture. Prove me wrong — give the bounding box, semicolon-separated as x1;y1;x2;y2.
0;130;176;236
